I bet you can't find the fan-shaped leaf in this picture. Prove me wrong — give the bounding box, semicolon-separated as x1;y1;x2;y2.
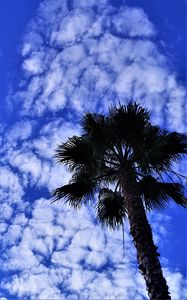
55;135;96;171
108;102;150;143
162;131;187;158
133;126;187;172
138;176;187;210
97;188;126;229
53;181;97;208
81;113;107;136
159;182;187;208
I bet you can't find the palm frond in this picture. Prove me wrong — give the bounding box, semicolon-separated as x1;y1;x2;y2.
133;126;187;172
97;164;119;184
52;181;97;208
55;135;95;171
80;113;111;147
138;175;187;210
97;188;126;229
81;113;107;136
162;131;187;158
70;168;94;183
159;182;187;207
108;102;150;143
132;126;167;172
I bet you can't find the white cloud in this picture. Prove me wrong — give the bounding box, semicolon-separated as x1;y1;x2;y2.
0;204;13;221
21;42;32;56
8;150;42;184
73;0;107;9
111;6;156;37
0;167;24;204
0;119;78;190
11;0;185;131
23;55;42;74
164;269;187;300
1;196;186;299
6;120;32;143
42;65;63;98
52;9;93;45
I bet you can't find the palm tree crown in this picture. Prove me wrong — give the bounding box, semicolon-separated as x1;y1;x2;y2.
53;102;186;224
53;102;187;300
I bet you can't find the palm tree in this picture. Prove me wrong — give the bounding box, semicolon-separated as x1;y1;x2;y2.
53;102;187;300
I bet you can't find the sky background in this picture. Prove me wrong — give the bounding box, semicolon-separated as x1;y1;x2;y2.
0;0;186;299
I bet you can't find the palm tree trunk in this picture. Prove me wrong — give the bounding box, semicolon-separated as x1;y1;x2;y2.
122;184;171;300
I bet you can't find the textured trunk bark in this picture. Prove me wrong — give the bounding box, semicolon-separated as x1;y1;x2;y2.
122;183;171;300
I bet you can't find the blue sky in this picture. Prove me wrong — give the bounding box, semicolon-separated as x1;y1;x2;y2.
0;0;186;299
